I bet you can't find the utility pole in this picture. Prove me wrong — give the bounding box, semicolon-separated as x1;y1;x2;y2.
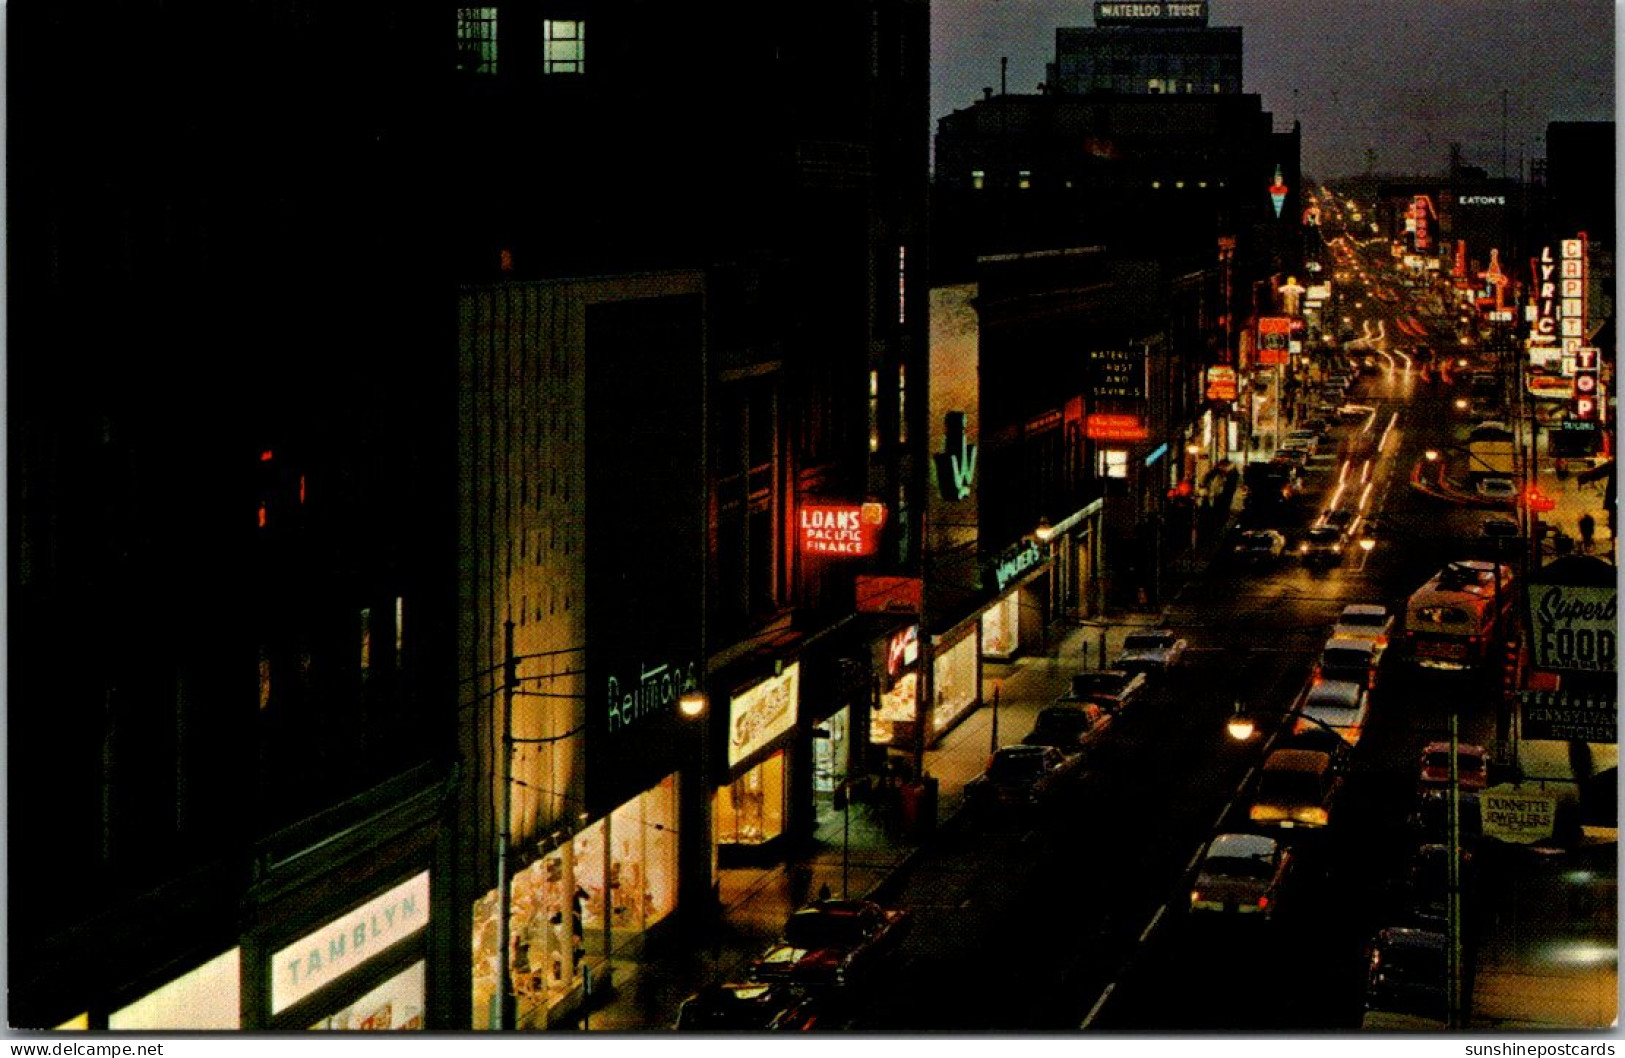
493;619;517;1031
1501;89;1509;180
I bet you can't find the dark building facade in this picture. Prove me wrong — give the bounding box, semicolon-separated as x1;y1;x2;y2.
1048;1;1243;97
9;0;461;1030
10;0;928;1032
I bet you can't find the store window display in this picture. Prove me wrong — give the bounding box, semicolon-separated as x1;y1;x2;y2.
470;776;678;1028
714;750;785;845
932;633;978;731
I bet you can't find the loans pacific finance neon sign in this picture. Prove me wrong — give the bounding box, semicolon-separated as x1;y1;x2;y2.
800;502;888;556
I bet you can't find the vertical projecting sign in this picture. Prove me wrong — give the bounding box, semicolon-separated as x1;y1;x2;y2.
1087;348;1147;400
934;411;977;501
1268;165;1288;218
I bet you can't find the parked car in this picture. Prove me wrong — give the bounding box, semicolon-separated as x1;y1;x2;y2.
1476;476;1517;503
965;744;1075;808
1284;426;1320;450
1407;789;1484;849
1274;446;1311;472
1314;637;1381;689
1417;741;1489;794
1111;630;1188;677
1235;529;1288;566
749;899;912;988
1294;678;1369;748
1249;748;1341;830
676;982;823;1031
1299;525;1346;566
1400;843;1476;934
1188;832;1295;921
1023;702;1112;755
1363;927;1450;1023
1065;669;1148;714
1331;604;1394;658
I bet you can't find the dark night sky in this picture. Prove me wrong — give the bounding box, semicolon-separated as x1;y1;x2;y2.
932;0;1616;180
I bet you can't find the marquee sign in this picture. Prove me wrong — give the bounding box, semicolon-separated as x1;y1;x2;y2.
800;502;888;556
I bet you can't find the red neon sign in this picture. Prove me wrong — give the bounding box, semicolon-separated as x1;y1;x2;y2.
800;502;887;556
1085;413;1149;441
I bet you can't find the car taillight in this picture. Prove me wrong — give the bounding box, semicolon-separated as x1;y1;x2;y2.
1257;895;1270;910
1375;635;1388;647
1298;806;1329;825
1190;890;1202;906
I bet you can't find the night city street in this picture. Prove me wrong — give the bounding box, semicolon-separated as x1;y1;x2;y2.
7;0;1617;1045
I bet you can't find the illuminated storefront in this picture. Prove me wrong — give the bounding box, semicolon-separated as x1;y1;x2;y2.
713;663;800;861
929;626;980;734
980;593;1021;659
108;949;242;1031
871;625;920;747
469;776;678;1029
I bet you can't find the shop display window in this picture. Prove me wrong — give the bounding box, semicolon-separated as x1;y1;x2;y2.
470;775;678;1028
931;633;978;731
981;594;1020;659
109;949;241;1030
870;671;916;745
713;750;785;845
813;706;850;792
310;961;424;1030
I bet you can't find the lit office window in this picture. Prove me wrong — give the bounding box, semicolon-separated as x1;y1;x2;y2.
897;246;907;325
971;169;985;190
869;370;881;452
456;8;498;75
1018;170;1032;190
897;364;908;444
543;20;585;74
1098;449;1128;479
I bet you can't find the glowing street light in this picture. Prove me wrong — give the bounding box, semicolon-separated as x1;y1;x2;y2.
678;689;708;719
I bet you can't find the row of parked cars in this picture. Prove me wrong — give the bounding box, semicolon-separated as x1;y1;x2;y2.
676;897;914;1030
967;631;1186;808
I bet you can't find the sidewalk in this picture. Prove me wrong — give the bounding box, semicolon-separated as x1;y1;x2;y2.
585;612;1164;1030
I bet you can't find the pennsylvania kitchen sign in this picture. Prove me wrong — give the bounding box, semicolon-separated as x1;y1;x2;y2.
1519;690;1617;744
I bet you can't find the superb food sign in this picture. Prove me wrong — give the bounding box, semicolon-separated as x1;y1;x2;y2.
800;502;887;557
1531;583;1616;674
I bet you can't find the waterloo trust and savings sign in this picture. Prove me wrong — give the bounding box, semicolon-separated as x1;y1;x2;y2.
800;502;888;557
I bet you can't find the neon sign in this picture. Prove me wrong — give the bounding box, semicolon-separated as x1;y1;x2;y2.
1085;413;1149;441
800;502;887;556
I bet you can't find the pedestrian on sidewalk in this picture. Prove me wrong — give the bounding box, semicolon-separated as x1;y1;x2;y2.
1579;511;1596;553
